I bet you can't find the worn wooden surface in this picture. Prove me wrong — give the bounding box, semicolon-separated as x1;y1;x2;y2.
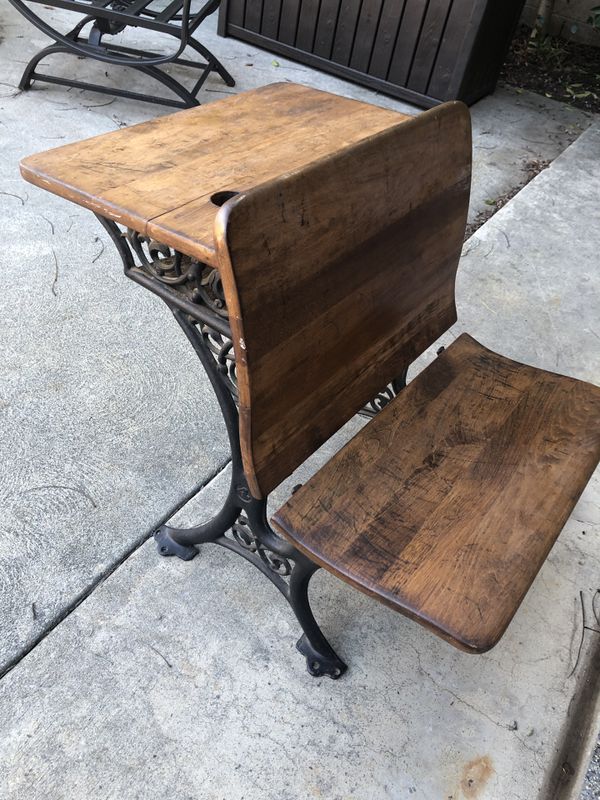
19;82;408;268
216;101;471;497
273;333;600;653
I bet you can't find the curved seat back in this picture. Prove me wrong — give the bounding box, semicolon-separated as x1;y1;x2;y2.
215;101;472;498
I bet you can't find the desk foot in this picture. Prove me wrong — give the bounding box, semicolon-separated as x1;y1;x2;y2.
155;528;199;561
296;634;347;680
289;558;348;679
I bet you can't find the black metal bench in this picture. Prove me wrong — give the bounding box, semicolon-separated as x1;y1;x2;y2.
9;0;235;107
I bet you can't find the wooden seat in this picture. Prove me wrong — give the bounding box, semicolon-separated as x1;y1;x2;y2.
210;95;600;657
272;333;600;652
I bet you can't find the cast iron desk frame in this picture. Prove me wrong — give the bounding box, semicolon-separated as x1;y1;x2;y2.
96;215;405;679
19;83;411;678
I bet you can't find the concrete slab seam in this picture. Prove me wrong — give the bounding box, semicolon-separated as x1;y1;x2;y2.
0;455;232;682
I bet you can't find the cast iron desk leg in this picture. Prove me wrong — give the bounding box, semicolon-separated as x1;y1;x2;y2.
97;215;347;679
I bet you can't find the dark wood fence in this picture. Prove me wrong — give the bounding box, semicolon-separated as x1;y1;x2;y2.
218;0;526;107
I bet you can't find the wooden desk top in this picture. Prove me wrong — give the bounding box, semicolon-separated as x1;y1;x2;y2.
21;83;410;267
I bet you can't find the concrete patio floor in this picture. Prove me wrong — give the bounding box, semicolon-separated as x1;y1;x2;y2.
0;3;599;798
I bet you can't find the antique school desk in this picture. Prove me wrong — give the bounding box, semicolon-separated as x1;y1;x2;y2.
19;83;600;679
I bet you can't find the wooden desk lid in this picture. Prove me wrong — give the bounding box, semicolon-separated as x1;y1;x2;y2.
19;83;409;267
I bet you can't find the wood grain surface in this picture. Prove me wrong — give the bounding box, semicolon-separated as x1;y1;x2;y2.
19;82;408;267
215;101;471;497
272;333;600;652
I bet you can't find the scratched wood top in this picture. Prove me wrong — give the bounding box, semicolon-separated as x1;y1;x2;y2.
19;83;409;267
272;333;600;653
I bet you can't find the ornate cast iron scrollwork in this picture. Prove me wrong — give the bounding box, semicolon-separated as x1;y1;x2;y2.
201;326;238;399
97;219;239;399
123;228;239;397
228;513;292;577
125;229;228;317
360;371;409;418
362;384;399;417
